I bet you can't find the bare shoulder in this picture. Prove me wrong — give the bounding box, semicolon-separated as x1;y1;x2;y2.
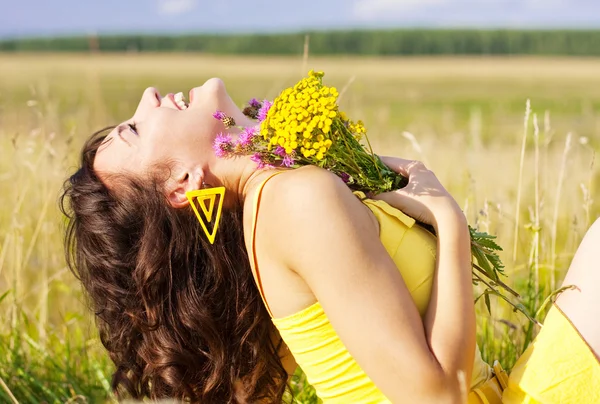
260;166;366;226
266;165;352;203
258;166;378;268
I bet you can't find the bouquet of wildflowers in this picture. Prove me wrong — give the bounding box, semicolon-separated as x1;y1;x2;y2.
213;70;532;321
213;70;407;194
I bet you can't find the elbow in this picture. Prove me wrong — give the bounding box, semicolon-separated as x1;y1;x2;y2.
416;372;467;404
388;368;466;404
425;384;465;404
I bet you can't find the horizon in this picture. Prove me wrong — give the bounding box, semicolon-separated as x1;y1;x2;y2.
2;0;599;39
4;26;600;41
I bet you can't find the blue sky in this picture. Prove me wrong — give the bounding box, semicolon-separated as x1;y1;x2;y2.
1;0;599;38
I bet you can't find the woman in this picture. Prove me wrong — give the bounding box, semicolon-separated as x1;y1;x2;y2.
61;80;600;403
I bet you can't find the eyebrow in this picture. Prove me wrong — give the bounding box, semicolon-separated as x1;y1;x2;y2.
117;124;132;147
99;124;131;149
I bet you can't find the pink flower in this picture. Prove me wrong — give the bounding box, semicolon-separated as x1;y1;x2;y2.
257;100;273;122
213;110;227;120
274;146;286;157
248;98;262;108
213;133;233;158
251;152;275;170
238;126;257;147
251;152;265;168
282;155;295;167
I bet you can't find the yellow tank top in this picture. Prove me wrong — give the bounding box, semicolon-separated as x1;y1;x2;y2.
250;173;492;403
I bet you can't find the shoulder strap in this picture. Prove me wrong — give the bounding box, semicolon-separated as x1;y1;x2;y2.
250;171;283;318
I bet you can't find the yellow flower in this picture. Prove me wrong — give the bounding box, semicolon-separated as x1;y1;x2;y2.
259;70;341;162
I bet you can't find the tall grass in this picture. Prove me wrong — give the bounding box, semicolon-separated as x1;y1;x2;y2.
0;54;598;403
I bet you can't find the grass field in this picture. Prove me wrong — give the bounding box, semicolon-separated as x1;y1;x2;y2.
0;53;599;403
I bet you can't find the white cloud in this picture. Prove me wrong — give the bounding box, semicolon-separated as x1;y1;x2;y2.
352;0;524;20
353;0;450;19
158;0;198;16
525;0;567;9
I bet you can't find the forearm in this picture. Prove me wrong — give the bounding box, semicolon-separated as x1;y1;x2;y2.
424;208;476;388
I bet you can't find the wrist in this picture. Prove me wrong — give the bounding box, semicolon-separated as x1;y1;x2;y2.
432;203;468;233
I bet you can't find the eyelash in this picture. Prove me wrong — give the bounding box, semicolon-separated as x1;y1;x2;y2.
128;122;138;135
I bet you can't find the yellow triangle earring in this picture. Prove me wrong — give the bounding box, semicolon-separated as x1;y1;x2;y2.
186;185;226;244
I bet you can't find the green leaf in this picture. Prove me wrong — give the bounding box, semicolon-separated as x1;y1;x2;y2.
484;293;491;315
0;290;10;304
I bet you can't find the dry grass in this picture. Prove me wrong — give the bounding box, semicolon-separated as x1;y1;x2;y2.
0;53;598;403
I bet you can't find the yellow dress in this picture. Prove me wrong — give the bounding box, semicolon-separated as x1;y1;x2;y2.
249;174;600;403
502;304;600;403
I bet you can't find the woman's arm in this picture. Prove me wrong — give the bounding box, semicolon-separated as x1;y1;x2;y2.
264;166;473;403
424;213;474;388
375;157;476;393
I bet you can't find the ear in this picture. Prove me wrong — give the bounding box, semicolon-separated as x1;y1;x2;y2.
166;167;203;209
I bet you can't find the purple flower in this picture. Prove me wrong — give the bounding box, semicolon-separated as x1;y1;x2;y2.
340;172;350;183
274;145;286;157
251;152;265;169
238;126;257;147
250;153;276;170
213;110;227;120
213;133;233;158
248;98;262;108
282;155;295;168
257;100;273;122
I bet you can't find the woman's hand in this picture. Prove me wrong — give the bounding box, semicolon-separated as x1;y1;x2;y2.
374;156;465;229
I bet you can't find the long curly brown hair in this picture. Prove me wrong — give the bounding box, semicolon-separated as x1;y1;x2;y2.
60;129;288;403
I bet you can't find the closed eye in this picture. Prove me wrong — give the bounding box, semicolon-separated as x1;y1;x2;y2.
128;122;138;136
98;123;137;150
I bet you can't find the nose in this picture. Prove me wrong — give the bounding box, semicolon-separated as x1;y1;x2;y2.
133;87;161;117
142;87;161;106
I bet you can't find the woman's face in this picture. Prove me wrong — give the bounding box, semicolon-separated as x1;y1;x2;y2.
94;78;244;179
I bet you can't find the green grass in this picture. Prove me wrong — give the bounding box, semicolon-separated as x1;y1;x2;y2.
0;54;599;403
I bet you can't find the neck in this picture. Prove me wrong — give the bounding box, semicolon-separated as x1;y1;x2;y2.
237;155;271;202
211;135;277;208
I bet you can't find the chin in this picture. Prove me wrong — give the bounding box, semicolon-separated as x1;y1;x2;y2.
189;78;228;109
202;78;226;93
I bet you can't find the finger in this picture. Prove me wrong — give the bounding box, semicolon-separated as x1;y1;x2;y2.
372;192;434;225
379;156;427;177
372;189;408;206
379;156;411;176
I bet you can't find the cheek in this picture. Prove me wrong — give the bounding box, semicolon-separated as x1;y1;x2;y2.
180;113;220;144
143;109;220;167
143;124;195;167
142;140;171;168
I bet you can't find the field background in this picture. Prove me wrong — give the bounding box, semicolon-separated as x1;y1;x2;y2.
0;53;599;403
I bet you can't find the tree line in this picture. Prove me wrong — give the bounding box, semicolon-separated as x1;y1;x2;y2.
2;30;600;56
